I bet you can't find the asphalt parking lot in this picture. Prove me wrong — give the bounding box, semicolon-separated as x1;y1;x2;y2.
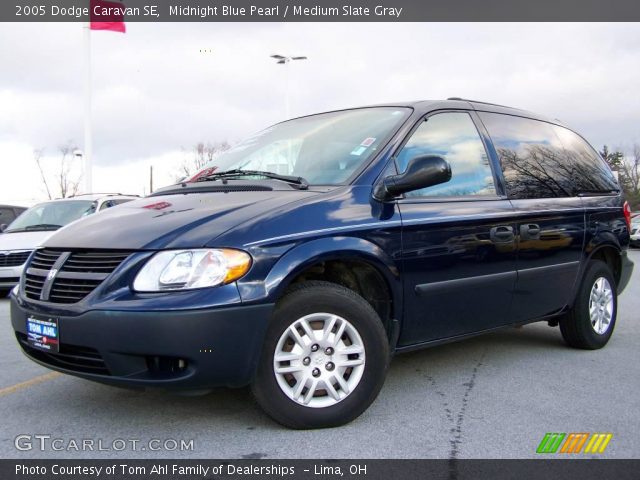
1;250;638;459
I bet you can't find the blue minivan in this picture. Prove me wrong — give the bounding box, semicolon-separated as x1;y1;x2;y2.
10;99;634;428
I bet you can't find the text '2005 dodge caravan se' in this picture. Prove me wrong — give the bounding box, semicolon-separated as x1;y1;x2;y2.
10;99;634;428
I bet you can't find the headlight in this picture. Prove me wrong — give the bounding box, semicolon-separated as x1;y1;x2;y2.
11;284;19;297
133;249;252;292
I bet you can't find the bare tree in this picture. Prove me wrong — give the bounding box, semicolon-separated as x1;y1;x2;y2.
179;141;231;178
33;148;53;200
620;144;640;195
57;142;82;198
33;142;83;199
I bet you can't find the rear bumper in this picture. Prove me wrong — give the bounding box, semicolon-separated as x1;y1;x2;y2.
10;295;274;390
618;250;634;294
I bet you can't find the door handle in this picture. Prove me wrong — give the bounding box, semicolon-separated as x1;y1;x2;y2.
490;225;514;243
520;223;541;240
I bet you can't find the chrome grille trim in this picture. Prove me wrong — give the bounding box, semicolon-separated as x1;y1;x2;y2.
23;249;132;303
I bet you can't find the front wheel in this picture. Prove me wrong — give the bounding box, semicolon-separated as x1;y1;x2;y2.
560;260;617;349
251;281;390;429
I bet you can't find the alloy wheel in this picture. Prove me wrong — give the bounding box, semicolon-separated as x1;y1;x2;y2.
273;312;366;408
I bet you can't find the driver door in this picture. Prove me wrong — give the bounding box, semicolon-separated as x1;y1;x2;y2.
396;111;517;346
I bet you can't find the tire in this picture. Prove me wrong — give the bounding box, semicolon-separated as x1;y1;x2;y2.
251;281;390;429
560;260;617;350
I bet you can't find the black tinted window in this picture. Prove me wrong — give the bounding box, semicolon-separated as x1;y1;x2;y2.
396;112;496;197
479;112;570;199
551;126;618;194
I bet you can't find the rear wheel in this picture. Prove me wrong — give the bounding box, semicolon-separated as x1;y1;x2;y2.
252;281;390;429
560;260;617;349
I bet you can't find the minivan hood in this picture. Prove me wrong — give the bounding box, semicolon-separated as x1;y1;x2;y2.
0;230;55;251
44;190;324;250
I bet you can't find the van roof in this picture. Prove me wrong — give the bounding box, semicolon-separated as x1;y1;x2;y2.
364;98;566;127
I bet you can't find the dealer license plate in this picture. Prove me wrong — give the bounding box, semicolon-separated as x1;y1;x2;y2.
26;315;59;352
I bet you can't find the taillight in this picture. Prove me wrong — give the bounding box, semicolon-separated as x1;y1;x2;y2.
623;201;632;231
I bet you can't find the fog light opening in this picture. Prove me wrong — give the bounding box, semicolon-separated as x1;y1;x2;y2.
146;356;189;375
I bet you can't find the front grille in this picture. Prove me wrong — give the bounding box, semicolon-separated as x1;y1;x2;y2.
29;249;61;269
24;249;132;304
61;251;132;273
16;332;110;375
0;250;32;267
24;272;45;299
49;279;104;304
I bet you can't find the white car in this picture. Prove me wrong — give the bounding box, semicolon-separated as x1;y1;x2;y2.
0;194;138;293
631;217;640;248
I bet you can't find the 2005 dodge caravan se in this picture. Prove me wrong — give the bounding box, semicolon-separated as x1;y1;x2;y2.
11;99;634;428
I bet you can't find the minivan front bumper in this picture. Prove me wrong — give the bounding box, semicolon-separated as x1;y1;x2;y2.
10;295;274;390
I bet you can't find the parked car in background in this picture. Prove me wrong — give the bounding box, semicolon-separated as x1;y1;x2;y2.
631;217;640;247
9;99;634;428
0;194;138;294
0;204;27;232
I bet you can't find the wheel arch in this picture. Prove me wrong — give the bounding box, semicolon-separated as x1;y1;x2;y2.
565;241;624;310
261;236;403;343
585;243;623;288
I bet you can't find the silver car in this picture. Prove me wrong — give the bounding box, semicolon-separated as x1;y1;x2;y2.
0;194;138;293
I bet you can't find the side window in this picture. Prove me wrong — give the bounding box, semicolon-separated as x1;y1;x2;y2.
551;126;619;193
479;112;571;199
395;112;496;197
99;200;115;211
0;208;15;224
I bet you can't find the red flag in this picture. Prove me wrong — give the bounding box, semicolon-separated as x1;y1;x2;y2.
90;0;126;33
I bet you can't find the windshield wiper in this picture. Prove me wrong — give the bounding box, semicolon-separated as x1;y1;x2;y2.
196;169;309;190
5;224;62;233
25;224;62;230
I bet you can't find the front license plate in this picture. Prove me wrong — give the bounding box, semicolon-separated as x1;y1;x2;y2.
26;316;59;352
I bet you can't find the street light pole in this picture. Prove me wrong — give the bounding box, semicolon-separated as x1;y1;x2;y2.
270;54;307;119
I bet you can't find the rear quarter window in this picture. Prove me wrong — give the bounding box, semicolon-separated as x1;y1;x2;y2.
551;125;619;194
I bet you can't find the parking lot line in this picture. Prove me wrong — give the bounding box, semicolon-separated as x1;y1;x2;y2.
0;372;61;397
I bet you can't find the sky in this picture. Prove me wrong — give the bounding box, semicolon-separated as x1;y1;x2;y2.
1;22;639;206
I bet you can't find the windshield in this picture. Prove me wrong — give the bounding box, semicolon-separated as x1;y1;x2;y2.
199;107;411;185
6;200;96;233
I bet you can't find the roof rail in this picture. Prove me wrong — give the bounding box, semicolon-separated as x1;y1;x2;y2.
447;97;522;110
68;193;140;198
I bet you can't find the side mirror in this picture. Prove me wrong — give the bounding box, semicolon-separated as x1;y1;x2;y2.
0;224;7;233
374;154;452;201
